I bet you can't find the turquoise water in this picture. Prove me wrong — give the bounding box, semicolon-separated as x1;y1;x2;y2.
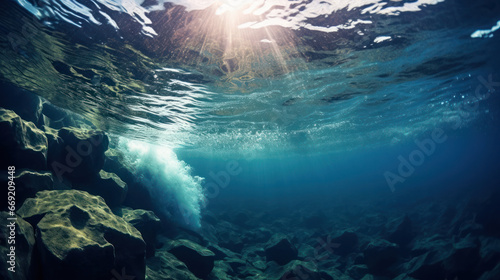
1;0;500;228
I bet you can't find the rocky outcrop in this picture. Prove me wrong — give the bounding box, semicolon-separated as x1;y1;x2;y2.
270;260;325;280
363;239;399;275
476;192;500;236
387;215;414;247
0;87;44;127
18;190;146;280
71;170;127;208
0;108;48;171
0;212;35;280
41;103;77;129
104;148;154;210
265;234;298;266
166;239;215;278
331;230;358;256
121;208;161;257
146;250;198;280
47;127;109;184
5;170;54;209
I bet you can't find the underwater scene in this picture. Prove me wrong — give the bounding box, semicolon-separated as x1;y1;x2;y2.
1;0;500;279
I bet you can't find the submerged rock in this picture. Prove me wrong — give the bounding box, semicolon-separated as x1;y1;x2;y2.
41;103;77;129
72;170;127;208
207;243;237;260
331;230;359;256
476;192;500;236
387;215;414;247
0;88;44;127
146;250;198;280
346;264;369;280
0;212;35;280
406;250;447;280
0;170;54;211
479;263;500;280
48;127;109;184
265;234;298;266
443;235;481;279
121;207;161;258
0;108;48;171
104;148;154;210
18;190;146;280
17;170;53;198
269;260;324;280
166;239;216;278
363;239;399;275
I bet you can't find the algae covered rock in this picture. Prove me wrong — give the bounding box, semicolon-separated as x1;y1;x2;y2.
72;170;127;208
146;250;199;280
0;212;35;280
0;170;54;210
265;233;298;265
104;148;154;210
48;127;109;184
166;239;216;278
0;108;48;170
18;190;146;280
121;207;161;257
0;88;44;127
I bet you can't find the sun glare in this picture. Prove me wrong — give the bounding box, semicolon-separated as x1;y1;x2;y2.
215;0;253;15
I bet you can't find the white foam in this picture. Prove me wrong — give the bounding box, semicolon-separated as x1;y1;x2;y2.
471;20;500;38
118;138;205;229
374;36;392;43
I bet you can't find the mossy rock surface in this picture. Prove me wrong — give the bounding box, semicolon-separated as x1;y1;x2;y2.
18;190;146;280
0;212;35;280
166;239;216;278
47;126;109;184
0;108;48;170
146;250;199;280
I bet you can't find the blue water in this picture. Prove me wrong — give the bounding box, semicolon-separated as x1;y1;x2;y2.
1;0;500;228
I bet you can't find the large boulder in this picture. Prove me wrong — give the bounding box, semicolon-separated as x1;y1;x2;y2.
443;236;481;279
331;230;358;256
0;108;48;171
0;212;35;280
18;190;146;280
104;148;153;210
476;192;500;236
47;127;109;184
479;263;500;280
146;250;198;280
166;239;216;278
363;239;399;275
265;234;298;266
406;237;451;279
268;260;324;280
0;170;54;211
406;250;447;280
72;170;127;208
121;208;161;257
0;86;44;127
407;235;481;280
41;103;77;129
386;215;414;247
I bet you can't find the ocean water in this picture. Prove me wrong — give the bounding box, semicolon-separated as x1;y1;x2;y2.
1;0;500;278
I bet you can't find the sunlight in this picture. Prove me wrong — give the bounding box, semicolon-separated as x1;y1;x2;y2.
215;0;253;15
171;0;305;88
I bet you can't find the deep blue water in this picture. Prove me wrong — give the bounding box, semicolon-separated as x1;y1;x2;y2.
1;0;500;228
